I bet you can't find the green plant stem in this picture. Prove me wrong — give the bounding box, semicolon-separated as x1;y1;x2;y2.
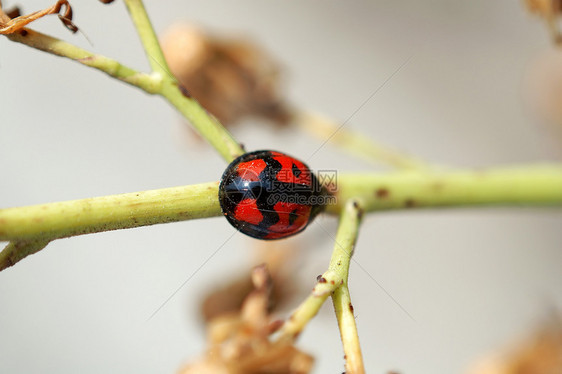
0;182;220;243
1;165;562;270
328;164;562;214
121;0;245;161
0;240;50;271
333;285;365;374
278;199;361;340
277;199;365;372
7;29;162;93
160;84;246;162
6;28;244;162
123;0;168;75
329;199;364;373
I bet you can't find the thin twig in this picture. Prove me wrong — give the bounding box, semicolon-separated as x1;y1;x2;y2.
295;110;429;170
7;29;162;93
0;240;50;271
330;200;365;374
276;204;357;337
122;0;169;76
5;23;244;162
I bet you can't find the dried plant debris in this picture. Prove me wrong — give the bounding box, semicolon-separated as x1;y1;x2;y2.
161;24;292;128
524;0;562;44
202;241;298;324
523;48;562;149
180;264;314;374
0;0;78;34
467;316;562;374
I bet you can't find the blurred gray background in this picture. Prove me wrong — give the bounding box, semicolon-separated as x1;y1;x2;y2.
1;1;562;373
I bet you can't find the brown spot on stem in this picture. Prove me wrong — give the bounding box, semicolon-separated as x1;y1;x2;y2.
20;29;28;36
316;275;327;283
178;84;192;98
330;280;335;285
404;198;417;208
352;200;364;219
349;303;354;313
375;187;390;198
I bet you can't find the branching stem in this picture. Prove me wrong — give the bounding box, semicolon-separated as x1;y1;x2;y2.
5;22;244;162
277;199;365;372
1;165;562;270
123;0;168;75
295;110;429;170
7;29;162;93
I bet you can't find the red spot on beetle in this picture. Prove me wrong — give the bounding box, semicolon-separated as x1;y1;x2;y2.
234;199;263;225
237;159;266;181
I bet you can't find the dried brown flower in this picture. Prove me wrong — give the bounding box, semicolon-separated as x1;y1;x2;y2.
161;24;292;127
179;265;314;374
523;48;562;148
201;241;298;323
466;316;562;374
524;0;562;43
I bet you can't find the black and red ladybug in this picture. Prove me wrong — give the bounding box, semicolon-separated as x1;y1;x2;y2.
219;150;327;240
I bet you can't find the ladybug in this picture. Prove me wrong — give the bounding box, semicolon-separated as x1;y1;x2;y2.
219;150;326;240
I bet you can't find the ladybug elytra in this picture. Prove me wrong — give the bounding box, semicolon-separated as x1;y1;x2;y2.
219;150;326;240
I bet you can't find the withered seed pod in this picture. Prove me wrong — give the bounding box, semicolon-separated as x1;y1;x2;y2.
161;24;291;127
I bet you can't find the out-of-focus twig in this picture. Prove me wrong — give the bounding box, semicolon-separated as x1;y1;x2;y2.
294;110;430;170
